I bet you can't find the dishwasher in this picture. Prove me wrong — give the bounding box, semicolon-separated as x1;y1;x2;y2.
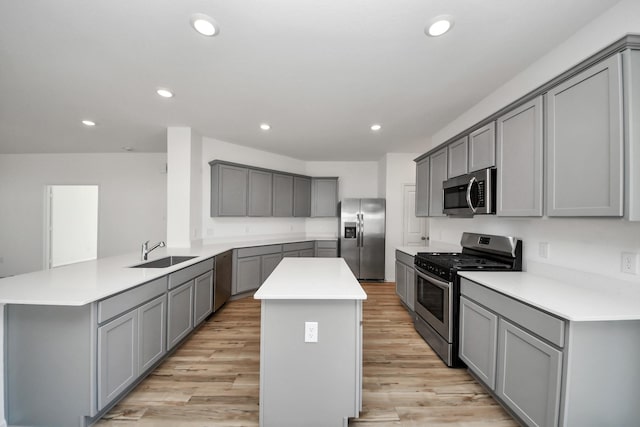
214;250;232;312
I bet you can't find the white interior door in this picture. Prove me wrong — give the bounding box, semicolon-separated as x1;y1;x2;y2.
45;185;99;268
403;184;428;246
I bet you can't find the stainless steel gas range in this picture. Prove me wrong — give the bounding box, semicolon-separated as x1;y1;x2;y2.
413;232;522;367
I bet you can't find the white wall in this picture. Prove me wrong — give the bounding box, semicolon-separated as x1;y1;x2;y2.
379;153;421;281
0;153;167;277
427;0;640;283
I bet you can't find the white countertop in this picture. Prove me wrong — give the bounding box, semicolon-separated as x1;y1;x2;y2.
254;258;366;300
0;236;337;306
459;271;640;322
396;241;461;256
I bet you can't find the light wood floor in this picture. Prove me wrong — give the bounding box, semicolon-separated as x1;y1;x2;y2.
97;283;517;426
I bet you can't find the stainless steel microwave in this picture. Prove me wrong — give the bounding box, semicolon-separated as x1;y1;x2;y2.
442;167;496;216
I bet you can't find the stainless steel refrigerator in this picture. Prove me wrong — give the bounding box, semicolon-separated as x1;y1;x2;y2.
339;198;386;280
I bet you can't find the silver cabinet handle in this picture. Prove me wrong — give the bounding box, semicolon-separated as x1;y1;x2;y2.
466;177;478;214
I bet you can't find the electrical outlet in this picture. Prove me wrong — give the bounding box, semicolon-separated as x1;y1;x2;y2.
539;242;550;259
305;321;318;343
621;252;638;274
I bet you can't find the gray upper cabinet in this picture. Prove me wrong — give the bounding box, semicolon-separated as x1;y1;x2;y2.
429;148;448;217
293;176;312;217
447;136;468;178
248;169;273;217
469;122;496;172
415;157;430;217
311;178;339;217
546;53;623;216
273;173;294;217
210;163;248;217
496;96;544;217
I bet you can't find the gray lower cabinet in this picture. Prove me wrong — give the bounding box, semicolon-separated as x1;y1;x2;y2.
98;310;138;411
248;169;273;216
311;177;339;217
293;176;312;217
429;148;447;217
496;318;562;427
468;122;496;172
459;296;498;390
193;270;213;326
315;240;338;257
545;53;623;216
415;157;430;217
273;173;294;216
261;252;283;282
138;295;167;374
448;136;468;178
210;163;248;216
236;256;262;293
283;241;315;258
167;280;195;350
395;250;415;311
496;96;544;216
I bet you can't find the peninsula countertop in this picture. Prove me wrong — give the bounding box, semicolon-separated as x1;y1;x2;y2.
0;236;337;306
254;258;366;300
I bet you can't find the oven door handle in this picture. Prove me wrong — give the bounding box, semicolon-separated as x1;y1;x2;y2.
466;176;478;214
415;268;451;289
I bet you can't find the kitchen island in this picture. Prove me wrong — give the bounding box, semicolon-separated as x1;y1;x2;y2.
254;258;367;427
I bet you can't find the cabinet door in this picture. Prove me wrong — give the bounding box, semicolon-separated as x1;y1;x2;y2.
248;169;273;217
193;270;213;326
428;148;447;217
282;250;299;257
261;253;283;283
469;122;496;172
167;281;194;350
496;319;562;427
448;136;468;178
546;54;623;216
311;178;339;217
415;158;430;217
138;295;166;374
316;248;337;258
299;249;314;257
98;310;138;410
405;265;415;312
236;256;261;294
293;176;312;217
497;97;544;216
395;260;407;304
273;173;294;217
212;164;248;216
459;297;498;390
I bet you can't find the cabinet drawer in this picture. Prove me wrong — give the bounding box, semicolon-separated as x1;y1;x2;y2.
395;250;414;266
460;277;565;347
168;258;214;289
236;244;282;258
283;241;314;252
316;240;337;249
98;276;167;324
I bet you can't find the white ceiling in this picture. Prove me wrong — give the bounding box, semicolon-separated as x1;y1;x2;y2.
0;0;621;160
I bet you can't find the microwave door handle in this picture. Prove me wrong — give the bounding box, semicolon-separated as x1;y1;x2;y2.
466;176;478;214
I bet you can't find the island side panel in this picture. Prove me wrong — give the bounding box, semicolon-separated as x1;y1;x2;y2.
6;303;96;427
260;299;361;427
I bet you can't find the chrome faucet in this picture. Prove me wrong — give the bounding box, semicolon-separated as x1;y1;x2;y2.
141;240;165;260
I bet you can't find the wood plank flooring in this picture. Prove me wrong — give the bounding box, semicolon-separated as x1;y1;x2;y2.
97;283;517;427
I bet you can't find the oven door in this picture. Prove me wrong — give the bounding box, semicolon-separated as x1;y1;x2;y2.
414;268;452;341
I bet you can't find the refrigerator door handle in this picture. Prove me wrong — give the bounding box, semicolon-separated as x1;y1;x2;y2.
356;213;362;247
360;213;364;247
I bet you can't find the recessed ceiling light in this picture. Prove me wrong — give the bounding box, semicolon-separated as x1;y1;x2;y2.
190;13;218;37
82;120;96;127
260;123;271;131
370;124;382;131
156;88;174;98
426;15;454;37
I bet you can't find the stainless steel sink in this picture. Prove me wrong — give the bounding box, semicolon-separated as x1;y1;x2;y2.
130;256;197;268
